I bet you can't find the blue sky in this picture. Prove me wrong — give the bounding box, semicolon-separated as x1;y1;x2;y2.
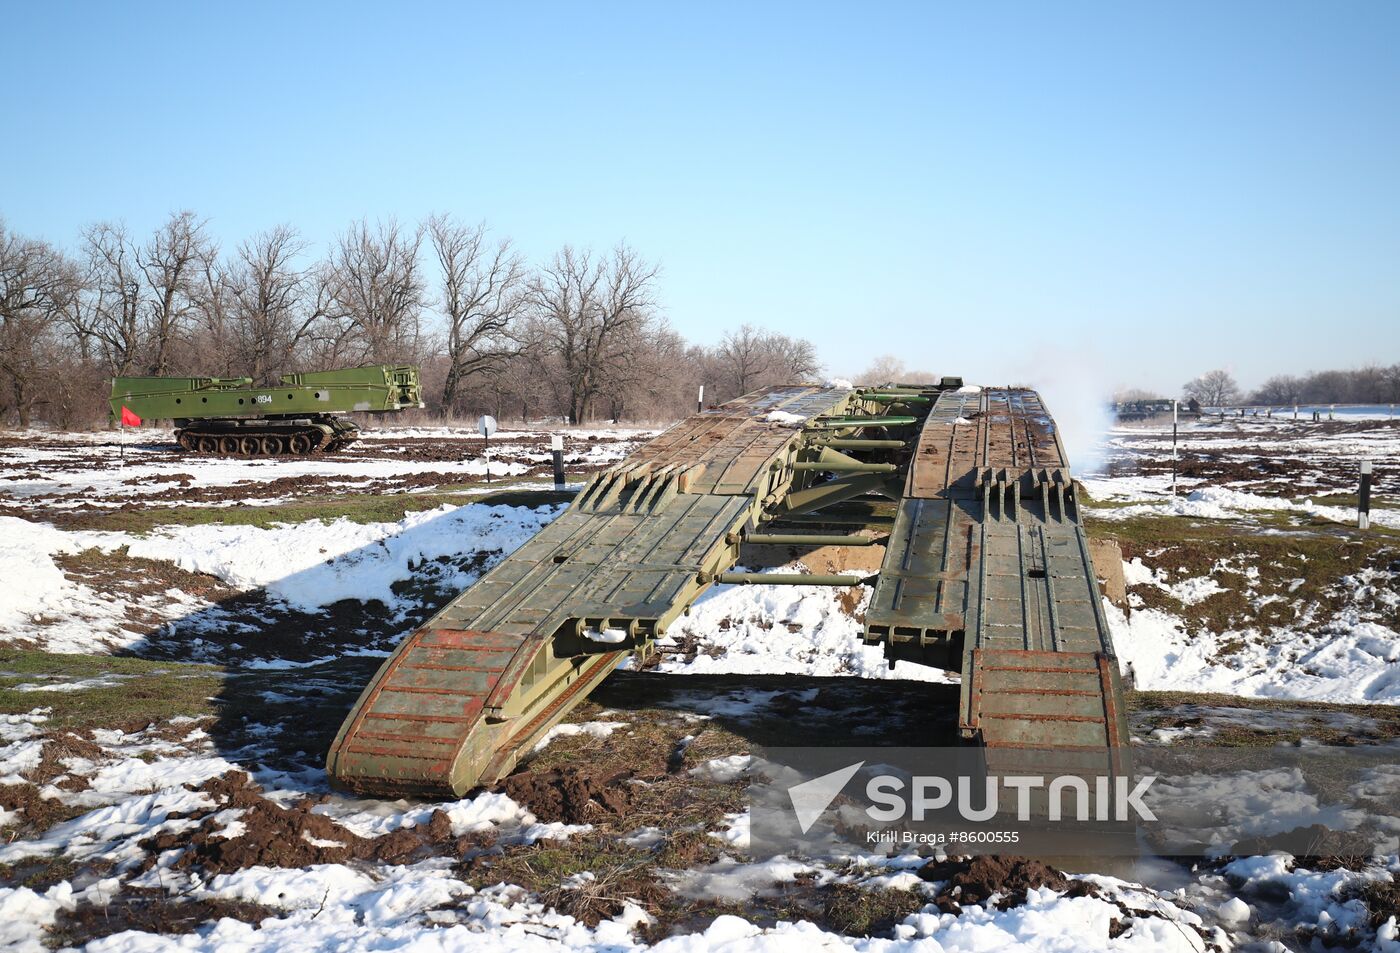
4;0;1398;393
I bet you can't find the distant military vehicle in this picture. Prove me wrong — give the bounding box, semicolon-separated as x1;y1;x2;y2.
109;364;424;456
1113;398;1201;423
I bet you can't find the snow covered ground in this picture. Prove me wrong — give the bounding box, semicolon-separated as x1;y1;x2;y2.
2;420;1399;950
0;426;651;510
1082;416;1400;706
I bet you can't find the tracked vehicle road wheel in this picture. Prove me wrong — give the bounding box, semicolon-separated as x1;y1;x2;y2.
198;436;217;453
289;433;312;454
238;435;259;455
219;436;239;454
260;435;281;455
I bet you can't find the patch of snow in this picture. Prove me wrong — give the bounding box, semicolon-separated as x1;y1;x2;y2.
656;570;955;684
582;626;629;644
689;754;752;783
532;720;628;752
1107;598;1400;704
709;809;751;850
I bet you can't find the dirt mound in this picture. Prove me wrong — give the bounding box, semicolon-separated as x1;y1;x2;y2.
1229;824;1379;862
141;771;460;874
54;887;273;946
24;731;106;787
499;766;637;824
919;855;1080;909
0;780;87;832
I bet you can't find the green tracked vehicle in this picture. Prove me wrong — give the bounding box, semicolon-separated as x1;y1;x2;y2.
109;364;424;456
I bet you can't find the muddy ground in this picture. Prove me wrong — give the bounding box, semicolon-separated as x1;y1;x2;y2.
1101;417;1399;497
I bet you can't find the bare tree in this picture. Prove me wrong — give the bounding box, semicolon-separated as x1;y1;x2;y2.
81;222;144;375
1382;364;1400;404
1249;375;1303;406
712;324;821;399
766;332;819;382
0;222;76;426
223;226;327;383
427;215;525;414
715;324;766;397
325;219;427;364
599;321;688;421
139;211;211;375
528;244;659;423
1183;369;1240;408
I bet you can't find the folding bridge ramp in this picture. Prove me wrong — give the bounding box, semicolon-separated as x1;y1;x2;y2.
328;382;1128;797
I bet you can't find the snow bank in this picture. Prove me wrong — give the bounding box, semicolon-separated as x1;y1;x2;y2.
0;502;560;652
654;572;954;683
126;503;558;610
1108;599;1400;704
1093;485;1400;529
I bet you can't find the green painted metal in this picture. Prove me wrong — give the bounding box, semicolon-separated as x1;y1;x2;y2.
813;438;907;450
716;572;869;586
863;393;933;404
808;415;918;428
110;364;423;421
767;513;896;526
109;364;423;455
327;378;1129;799
743;533;877;546
791;461;899;472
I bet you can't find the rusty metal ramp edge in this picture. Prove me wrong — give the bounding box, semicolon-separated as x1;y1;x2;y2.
959;648;1127;749
328;627;625;797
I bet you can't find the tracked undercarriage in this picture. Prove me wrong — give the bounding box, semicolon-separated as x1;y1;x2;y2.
173;415;361;455
328;380;1128;797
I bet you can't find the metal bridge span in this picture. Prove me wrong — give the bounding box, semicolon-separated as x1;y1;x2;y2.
327;381;1127;797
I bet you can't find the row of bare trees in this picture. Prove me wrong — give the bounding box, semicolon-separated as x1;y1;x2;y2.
1176;366;1400;410
0;213;824;428
1248;366;1400;406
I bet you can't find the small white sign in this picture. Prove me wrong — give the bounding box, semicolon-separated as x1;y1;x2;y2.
478;415;498;438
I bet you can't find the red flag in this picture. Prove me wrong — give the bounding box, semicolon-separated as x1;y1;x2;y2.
120;406;142;427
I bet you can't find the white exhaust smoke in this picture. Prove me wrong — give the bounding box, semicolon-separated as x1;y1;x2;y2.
1010;346;1116;475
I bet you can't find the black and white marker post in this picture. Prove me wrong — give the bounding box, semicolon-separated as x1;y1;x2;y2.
552;434;565;490
1171;399;1179;497
697;385;705;414
1358;460;1373;531
478;414;498;485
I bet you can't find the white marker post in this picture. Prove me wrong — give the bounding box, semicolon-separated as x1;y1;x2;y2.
1359;460;1373;531
551;434;565;489
697;384;705;414
1171;400;1179;497
478;414;498;484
